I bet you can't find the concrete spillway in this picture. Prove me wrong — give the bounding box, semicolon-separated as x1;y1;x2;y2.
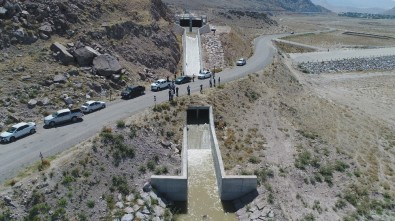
151;107;257;219
176;125;236;220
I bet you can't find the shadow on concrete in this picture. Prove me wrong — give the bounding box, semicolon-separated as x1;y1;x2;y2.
186;107;209;125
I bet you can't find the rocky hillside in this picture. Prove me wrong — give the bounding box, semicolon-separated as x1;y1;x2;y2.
384;7;395;15
0;0;181;129
164;0;329;13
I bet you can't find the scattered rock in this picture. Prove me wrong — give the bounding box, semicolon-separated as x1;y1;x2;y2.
115;201;124;209
64;96;73;105
53;74;67;83
21;75;31;81
124;206;134;214
161;140;171;148
3;196;16;207
121;214;134;221
268;210;274;218
143;182;152;192
74;46;100;67
50;42;74;65
28;99;37;108
37;97;50;106
92;54;122;77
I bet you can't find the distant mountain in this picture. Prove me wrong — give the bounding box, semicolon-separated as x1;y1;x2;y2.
312;0;386;13
384;7;395;15
164;0;330;13
312;0;395;9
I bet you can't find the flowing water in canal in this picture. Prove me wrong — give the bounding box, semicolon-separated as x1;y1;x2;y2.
175;125;237;221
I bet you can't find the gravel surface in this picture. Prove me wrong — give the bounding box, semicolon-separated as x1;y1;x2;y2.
299;55;395;74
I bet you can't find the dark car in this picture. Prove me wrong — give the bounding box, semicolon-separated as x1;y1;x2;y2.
121;86;145;99
175;76;192;85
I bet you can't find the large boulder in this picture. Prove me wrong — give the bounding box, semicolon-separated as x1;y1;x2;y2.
50;42;74;65
92;54;122;77
74;46;100;67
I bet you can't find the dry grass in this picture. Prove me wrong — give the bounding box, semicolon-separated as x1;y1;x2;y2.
283;31;395;49
274;41;316;53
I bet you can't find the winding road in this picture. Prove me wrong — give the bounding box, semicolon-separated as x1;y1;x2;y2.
0;34;278;184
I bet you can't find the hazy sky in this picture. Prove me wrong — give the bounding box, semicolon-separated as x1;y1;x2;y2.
317;0;395;9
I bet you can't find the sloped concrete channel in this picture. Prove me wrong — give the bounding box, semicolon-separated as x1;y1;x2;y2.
151;107;257;220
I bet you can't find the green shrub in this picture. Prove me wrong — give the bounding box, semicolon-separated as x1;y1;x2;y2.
303;213;315;221
254;167;274;185
87;200;95;208
335;199;347;209
248;156;260;164
116;120;126;128
334;160;349;172
57;198;67;208
295;150;312;170
147;160;156;171
112;176;129;195
62;175;75;186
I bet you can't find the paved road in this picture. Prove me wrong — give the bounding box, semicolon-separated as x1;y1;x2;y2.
0;34;278;183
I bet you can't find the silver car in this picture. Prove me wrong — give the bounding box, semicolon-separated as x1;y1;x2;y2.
0;122;36;143
80;100;106;113
236;58;246;66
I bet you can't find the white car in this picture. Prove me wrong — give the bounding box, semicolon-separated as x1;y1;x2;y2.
236;58;246;66
198;70;212;79
80;101;106;113
0;122;36;143
151;79;169;91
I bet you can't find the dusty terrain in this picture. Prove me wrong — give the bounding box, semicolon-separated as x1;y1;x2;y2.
1;2;395;221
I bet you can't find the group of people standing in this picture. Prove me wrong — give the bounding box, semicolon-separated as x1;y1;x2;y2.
167;72;221;101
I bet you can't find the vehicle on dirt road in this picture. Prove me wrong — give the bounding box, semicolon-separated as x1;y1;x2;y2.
121;85;145;99
151;79;170;91
175;76;192;84
0;122;36;143
44;109;83;127
236;58;246;66
80;101;106;113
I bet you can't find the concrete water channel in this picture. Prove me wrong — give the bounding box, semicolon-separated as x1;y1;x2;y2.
176;125;237;220
151;16;257;220
151;107;257;220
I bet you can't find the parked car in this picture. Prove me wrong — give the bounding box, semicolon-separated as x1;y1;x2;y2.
80;100;106;113
175;76;191;85
151;79;170;91
236;58;246;66
198;70;212;79
0;122;36;143
121;85;145;99
44;109;83;127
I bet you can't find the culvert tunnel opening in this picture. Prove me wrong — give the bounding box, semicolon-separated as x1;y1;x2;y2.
179;19;203;27
186;107;210;125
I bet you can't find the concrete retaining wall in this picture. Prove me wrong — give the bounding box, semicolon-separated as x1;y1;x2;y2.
151;127;188;201
207;106;257;201
173;24;185;35
199;24;211;35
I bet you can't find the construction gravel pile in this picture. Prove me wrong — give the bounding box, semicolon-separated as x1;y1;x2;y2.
299;55;395;74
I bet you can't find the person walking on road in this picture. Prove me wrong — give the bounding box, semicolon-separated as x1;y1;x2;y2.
200;84;203;93
218;77;220;85
168;89;172;101
187;85;191;95
176;87;179;97
209;79;212;88
192;74;195;82
213;78;216;87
